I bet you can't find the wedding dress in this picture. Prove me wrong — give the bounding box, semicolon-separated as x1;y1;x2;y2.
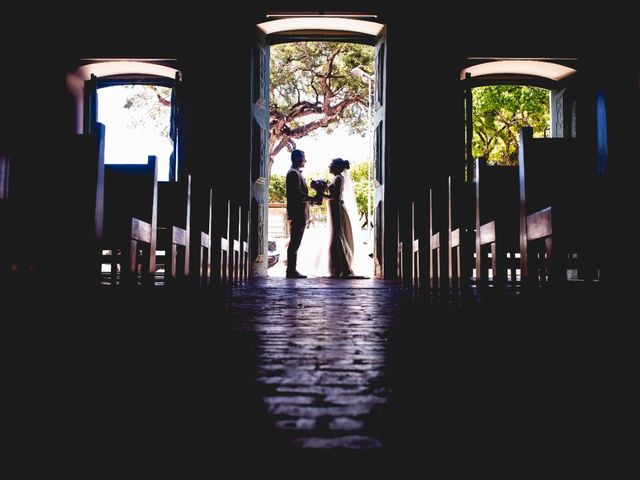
294;167;371;279
302;169;368;278
326;173;355;277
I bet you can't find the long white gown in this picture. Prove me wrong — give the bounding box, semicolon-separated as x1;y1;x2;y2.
326;174;355;278
298;170;369;278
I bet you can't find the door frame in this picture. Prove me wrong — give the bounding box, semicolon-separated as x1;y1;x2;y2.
249;16;389;278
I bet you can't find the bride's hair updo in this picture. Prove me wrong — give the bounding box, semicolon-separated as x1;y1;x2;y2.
330;158;350;172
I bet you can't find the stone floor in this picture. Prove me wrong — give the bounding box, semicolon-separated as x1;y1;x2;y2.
232;278;395;451
1;278;638;476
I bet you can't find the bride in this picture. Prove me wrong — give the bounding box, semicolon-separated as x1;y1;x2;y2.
301;157;369;279
321;158;363;278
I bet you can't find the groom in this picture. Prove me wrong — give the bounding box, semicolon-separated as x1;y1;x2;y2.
285;149;316;278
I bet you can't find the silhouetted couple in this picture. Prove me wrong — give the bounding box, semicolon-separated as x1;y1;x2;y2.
285;149;361;279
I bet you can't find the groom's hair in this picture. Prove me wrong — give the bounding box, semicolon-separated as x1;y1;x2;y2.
291;149;305;166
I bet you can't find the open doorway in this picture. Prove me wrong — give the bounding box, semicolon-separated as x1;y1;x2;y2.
249;16;388;278
266;41;375;278
66;60;184;285
467;82;552;284
461;59;580;284
97;84;174;181
66;60;182;181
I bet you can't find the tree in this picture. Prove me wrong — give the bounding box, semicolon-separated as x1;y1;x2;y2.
472;85;550;165
349;161;373;227
268;173;286;203
122;85;172;137
269;42;374;171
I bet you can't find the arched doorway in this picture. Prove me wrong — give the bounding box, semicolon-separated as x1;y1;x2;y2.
458;58;600;285
461;59;579;180
249;15;388;278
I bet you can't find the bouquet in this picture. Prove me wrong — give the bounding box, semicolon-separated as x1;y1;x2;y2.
309;178;328;205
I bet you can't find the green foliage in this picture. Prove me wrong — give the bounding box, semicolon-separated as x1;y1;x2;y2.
269;173;286;203
350;161;373;225
269;164;373;227
270;42;374;135
269;42;375;162
472;85;550;165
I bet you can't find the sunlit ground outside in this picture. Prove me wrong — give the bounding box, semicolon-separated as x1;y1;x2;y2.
268;128;374;278
268;222;374;278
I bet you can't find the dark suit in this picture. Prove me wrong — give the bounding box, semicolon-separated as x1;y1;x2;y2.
285;167;310;274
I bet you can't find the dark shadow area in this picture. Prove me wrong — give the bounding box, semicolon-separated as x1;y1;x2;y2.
384;283;639;476
2;281;637;476
1;286;272;476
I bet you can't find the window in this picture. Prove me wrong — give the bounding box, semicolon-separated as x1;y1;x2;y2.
97;84;173;181
66;61;181;182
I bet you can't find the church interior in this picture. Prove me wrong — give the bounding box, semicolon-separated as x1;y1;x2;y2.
1;0;638;476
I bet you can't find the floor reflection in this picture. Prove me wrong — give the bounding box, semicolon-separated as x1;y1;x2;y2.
235;279;395;448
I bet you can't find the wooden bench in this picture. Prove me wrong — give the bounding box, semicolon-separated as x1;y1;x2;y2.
518;127;598;286
100;155;158;287
242;211;249;281
196;188;213;286
0;150;12;280
428;187;443;289
396;210;404;283
1;128;105;286
220;199;231;284
232;204;242;283
410;201;421;288
475;157;520;288
157;174;192;286
447;175;475;290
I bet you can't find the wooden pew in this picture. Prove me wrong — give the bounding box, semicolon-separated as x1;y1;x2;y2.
396;210;404;283
1;128;105;286
55;130;106;286
220;199;231;284
197;188;213;286
428;187;442;289
100;155;158;287
447;175;475;291
242;211;249;281
518;127;597;286
475;157;520;288
410;201;421;288
156;174;191;286
0;144;41;281
232;204;242;283
0;150;13;280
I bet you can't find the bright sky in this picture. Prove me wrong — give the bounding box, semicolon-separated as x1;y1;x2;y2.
271;128;371;178
97;86;173;181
